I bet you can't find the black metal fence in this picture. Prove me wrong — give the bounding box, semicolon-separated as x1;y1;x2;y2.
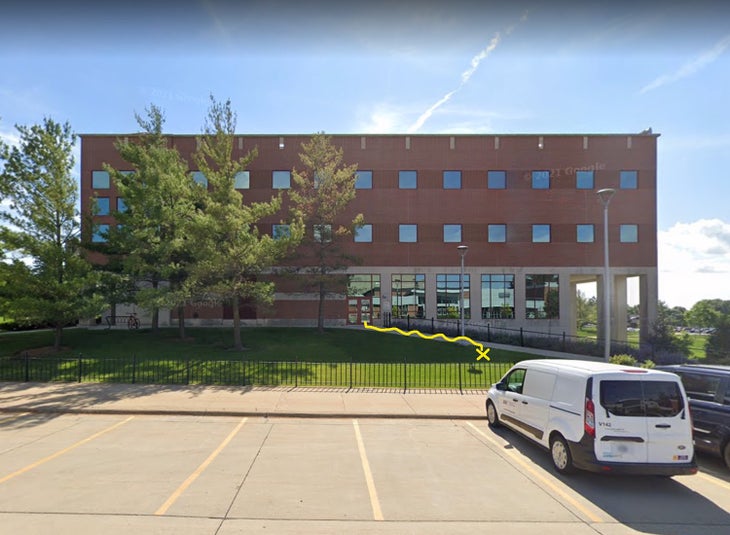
0;354;514;393
388;316;663;360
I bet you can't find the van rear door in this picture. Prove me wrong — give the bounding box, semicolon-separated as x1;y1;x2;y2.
595;378;650;463
641;377;693;464
595;375;692;465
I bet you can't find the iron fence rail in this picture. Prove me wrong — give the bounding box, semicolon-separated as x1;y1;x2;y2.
0;355;513;392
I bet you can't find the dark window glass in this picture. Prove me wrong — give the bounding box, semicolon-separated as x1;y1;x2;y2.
488;170;506;189
443;170;461;189
600;380;683;417
620;170;638;189
355;170;373;189
576;170;594;189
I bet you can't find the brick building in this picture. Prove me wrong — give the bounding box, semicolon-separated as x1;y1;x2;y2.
80;133;658;344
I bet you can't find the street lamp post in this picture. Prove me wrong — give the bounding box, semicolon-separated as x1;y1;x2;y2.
457;245;469;337
597;188;616;361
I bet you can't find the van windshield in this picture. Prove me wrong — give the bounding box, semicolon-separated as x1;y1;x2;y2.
599;380;684;417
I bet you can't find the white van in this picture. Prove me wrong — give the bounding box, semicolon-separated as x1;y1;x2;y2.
486;359;697;476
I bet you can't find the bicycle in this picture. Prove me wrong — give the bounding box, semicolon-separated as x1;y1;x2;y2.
127;314;140;330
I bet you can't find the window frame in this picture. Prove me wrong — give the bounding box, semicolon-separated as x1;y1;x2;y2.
488;170;506;189
620;170;638;189
398;170;417;189
577;224;595;243
442;170;462;189
532;224;551;243
576;170;594;189
399;224;418;243
443;224;462;243
272;170;291;189
620;224;638;243
354;224;373;243
355;170;373;189
532;170;550;189
488;224;506;243
92;170;110;189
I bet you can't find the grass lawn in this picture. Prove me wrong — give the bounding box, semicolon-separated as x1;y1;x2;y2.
0;326;536;363
0;326;532;389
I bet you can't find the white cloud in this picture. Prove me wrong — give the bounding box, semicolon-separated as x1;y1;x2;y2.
658;218;730;308
639;33;730;94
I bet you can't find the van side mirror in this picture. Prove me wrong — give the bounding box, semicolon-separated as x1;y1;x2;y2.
495;382;507;392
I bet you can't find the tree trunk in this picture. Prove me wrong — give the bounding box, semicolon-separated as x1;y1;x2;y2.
232;294;243;350
54;325;63;352
177;305;185;339
317;280;325;333
151;278;160;333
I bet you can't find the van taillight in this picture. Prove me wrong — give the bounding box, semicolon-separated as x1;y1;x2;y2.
585;397;596;438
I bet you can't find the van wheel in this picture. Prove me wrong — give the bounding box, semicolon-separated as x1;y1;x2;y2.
486;401;500;428
723;442;730;469
550;435;575;475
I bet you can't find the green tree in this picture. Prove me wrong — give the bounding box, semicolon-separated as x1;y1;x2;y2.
705;314;730;364
0;118;104;349
646;300;690;362
186;96;302;350
576;290;597;330
104;105;197;337
287;133;365;332
687;299;730;329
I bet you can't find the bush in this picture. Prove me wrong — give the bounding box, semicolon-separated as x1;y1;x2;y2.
610;354;655;369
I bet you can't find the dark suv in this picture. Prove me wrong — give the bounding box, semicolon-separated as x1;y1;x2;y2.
655;364;730;469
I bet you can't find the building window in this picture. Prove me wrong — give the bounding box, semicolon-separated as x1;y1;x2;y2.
532;170;550;189
399;170;417;189
525;274;559;319
192;171;208;187
272;170;291;189
314;224;332;243
347;274;381;321
488;170;506;189
443;170;461;189
532;224;551;243
116;198;127;213
443;224;462;243
391;274;425;319
488;224;506;243
620;224;638;242
234;171;250;189
620;170;638;189
272;224;290;239
92;170;110;189
92;224;109;243
436;273;470;319
399;224;417;242
481;274;515;319
577;224;594;243
354;224;372;242
355;170;373;189
95;197;110;216
576;170;594;189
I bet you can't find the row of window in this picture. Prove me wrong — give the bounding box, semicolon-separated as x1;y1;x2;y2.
93;221;638;244
91;169;640;191
350;273;560;321
273;223;640;244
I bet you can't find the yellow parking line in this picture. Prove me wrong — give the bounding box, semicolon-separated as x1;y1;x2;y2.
155;417;247;516
698;472;730;491
353;419;384;521
0;416;135;485
465;421;605;524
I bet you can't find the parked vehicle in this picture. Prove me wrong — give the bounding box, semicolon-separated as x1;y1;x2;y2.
486;359;697;476
655;364;730;469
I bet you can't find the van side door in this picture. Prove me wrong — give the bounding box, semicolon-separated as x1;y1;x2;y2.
497;368;527;429
519;369;557;441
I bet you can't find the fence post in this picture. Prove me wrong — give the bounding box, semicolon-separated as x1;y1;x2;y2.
186;356;190;385
24;352;29;382
562;332;566;352
295;354;298;388
132;354;136;384
487;323;491;343
78;354;83;383
349;355;353;390
520;327;524;346
402;355;406;393
458;362;463;394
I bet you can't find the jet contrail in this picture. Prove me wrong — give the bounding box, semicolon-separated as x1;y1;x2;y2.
408;11;527;133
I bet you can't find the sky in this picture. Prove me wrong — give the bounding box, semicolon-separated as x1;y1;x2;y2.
2;0;730;310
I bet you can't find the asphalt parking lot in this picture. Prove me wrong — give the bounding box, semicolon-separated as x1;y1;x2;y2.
1;412;730;534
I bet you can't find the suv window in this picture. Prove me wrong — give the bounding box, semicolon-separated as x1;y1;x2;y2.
600;380;684;417
676;372;722;402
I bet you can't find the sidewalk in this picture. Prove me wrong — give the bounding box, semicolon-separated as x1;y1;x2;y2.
0;382;488;419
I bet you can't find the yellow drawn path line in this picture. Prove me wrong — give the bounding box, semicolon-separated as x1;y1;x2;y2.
363;321;490;361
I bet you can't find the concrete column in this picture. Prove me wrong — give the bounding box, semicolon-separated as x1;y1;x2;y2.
568;278;579;336
612;275;627;343
597;275;606;343
639;272;658;345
